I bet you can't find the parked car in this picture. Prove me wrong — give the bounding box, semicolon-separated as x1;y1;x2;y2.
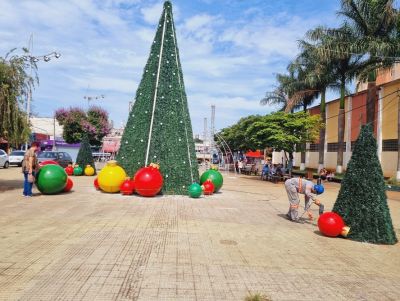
37;151;73;168
9;150;25;167
0;149;9;168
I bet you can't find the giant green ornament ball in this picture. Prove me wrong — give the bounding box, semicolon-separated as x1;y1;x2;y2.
188;183;203;198
200;169;223;192
36;164;68;194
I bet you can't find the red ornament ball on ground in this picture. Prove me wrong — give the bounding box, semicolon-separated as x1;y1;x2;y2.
134;166;163;197
120;178;135;195
202;180;215;195
94;177;100;190
65;165;74;176
39;160;59;167
64;177;74;192
318;212;345;237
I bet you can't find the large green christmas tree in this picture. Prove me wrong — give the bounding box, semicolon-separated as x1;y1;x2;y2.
117;1;199;194
333;125;397;244
76;135;96;175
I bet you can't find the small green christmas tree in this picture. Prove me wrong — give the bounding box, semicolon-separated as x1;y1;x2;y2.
333;125;397;244
117;1;199;194
76;135;96;175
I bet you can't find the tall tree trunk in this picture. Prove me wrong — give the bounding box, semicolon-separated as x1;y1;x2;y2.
397;97;400;181
318;88;326;172
366;71;377;130
300;102;307;170
337;79;346;173
288;151;293;177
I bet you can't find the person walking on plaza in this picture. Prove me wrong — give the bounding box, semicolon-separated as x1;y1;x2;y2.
22;142;39;197
285;177;324;222
238;160;244;174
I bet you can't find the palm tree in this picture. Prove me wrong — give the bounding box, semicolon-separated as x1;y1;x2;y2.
261;70;319;170
260;73;299;112
293;40;341;171
338;0;399;126
307;25;364;173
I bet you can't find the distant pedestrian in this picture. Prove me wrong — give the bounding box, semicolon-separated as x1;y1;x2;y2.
238;160;244;174
22;142;39;197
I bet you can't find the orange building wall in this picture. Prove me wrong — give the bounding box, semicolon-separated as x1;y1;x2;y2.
381;84;399;140
326;100;339;143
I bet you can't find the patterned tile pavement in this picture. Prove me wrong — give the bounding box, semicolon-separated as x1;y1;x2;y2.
0;168;399;300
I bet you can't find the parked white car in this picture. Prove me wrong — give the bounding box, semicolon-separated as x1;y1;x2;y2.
9;150;25;167
0;149;9;169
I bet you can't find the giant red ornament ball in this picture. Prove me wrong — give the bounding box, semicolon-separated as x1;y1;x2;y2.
65;165;74;176
202;180;215;195
134;166;163;197
318;212;345;237
120;178;135;195
64;177;74;192
94;177;100;190
39;160;59;167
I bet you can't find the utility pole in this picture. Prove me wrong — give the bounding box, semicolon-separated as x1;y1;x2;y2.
53;116;56;150
210;105;215;154
203;117;207;166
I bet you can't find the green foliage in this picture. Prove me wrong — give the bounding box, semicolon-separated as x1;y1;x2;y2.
217;111;321;171
333;125;397;245
247;111;321;154
387;177;400;186
0;48;37;145
55;106;110;146
76;135;96;175
116;1;199;195
217;115;263;151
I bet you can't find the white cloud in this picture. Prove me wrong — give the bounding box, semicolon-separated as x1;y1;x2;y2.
0;0;338;135
140;2;163;25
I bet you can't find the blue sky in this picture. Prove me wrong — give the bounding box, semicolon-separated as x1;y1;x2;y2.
0;0;340;135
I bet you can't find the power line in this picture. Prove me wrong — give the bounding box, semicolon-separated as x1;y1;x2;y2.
323;88;399;121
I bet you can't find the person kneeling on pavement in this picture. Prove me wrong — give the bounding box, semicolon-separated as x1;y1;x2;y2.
285;177;324;222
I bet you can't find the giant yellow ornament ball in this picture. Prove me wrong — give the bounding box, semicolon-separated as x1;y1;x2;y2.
98;160;127;193
84;165;95;176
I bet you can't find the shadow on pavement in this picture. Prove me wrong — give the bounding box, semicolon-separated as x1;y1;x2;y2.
0;179;24;192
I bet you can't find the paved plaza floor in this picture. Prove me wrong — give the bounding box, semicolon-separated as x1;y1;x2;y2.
0;167;399;301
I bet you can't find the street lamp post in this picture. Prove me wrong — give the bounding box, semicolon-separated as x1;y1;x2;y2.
84;94;105;107
15;51;61;149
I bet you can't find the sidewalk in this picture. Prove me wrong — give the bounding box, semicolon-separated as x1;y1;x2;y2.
0;168;399;300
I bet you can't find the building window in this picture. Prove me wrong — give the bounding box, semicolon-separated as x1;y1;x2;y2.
309;143;319;152
382;139;398;152
327;142;347;152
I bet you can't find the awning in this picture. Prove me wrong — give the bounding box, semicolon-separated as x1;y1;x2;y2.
245;150;264;158
102;140;120;153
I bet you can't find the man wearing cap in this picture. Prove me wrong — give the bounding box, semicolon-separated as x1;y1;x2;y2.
285;177;324;222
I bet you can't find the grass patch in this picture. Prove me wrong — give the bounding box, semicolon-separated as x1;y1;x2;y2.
244;293;272;301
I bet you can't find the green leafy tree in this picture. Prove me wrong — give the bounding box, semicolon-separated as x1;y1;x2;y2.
55;106;110;146
217;115;263;151
76;134;96;175
247;111;322;172
333;125;397;245
116;1;198;195
0;48;37;145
